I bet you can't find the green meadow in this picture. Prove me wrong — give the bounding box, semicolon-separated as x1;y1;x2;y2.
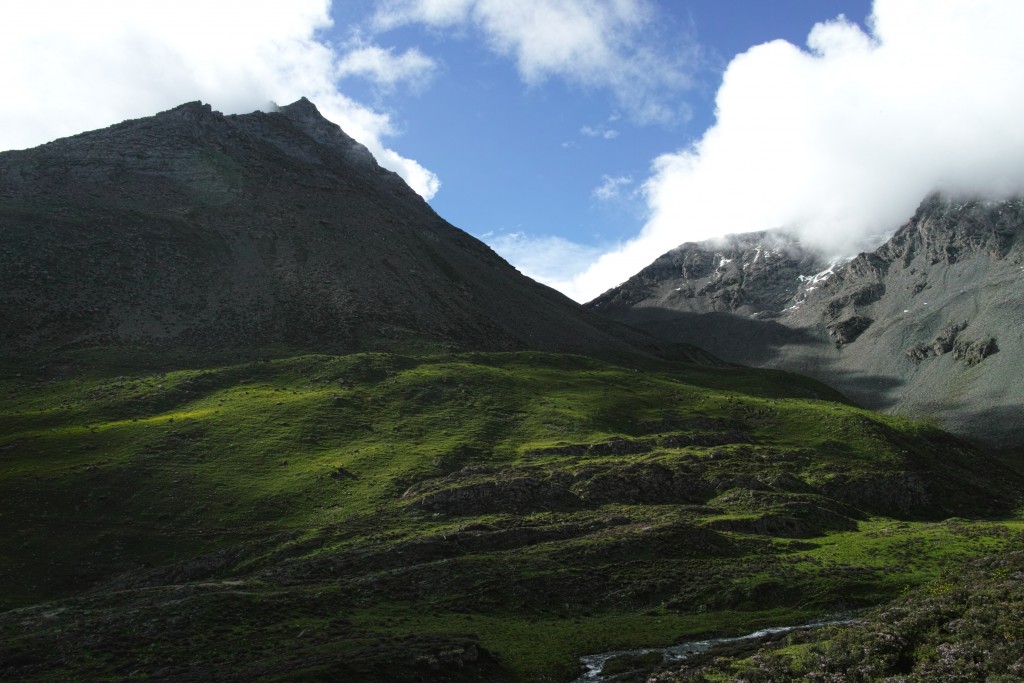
1;349;1021;681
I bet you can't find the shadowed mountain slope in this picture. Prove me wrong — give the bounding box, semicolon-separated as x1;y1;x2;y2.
0;98;694;361
589;196;1024;448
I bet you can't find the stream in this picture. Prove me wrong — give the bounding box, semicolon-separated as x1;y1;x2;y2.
572;617;857;682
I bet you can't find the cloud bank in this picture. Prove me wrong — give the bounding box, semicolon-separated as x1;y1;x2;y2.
561;0;1024;302
0;0;439;198
373;0;696;124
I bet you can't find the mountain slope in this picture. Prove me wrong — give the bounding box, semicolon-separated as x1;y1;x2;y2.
2;349;1022;681
0;99;679;360
589;196;1024;448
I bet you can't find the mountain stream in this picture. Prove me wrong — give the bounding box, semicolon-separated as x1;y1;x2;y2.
573;616;857;682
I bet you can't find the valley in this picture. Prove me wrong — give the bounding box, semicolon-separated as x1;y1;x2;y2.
2;349;1022;681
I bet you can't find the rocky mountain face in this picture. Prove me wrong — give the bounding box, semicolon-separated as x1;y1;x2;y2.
590;195;1024;448
0;99;679;359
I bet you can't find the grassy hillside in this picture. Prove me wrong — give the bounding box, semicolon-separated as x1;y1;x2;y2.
641;549;1024;682
1;350;1021;681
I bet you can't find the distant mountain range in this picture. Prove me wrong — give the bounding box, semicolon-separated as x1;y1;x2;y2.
0;98;696;362
589;195;1024;448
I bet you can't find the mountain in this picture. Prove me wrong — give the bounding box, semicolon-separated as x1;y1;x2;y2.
0;98;684;360
589;195;1024;449
2;104;1024;682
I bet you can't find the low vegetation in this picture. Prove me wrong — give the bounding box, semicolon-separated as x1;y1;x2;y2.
1;349;1021;681
643;550;1024;682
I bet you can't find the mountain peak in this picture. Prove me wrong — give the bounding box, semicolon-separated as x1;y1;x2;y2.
270;97;375;165
278;96;319;116
0;99;671;361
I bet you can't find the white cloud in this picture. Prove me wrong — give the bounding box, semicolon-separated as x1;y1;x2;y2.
484;232;607;293
581;125;619;140
336;41;437;92
0;0;439;198
559;0;1024;302
372;0;696;123
593;175;633;201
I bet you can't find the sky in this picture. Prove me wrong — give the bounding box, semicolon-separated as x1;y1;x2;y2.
4;1;1024;302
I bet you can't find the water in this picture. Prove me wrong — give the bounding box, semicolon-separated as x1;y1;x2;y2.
573;617;856;682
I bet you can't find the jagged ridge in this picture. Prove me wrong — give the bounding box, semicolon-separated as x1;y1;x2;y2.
590;195;1024;447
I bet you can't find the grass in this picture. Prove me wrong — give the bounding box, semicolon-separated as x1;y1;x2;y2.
0;348;1021;681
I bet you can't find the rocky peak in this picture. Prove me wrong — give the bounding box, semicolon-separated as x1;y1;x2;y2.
880;194;1024;266
589;229;827;316
161;100;218;121
274;97;378;166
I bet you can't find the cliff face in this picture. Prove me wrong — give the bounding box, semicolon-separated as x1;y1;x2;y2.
590;196;1024;447
0;99;672;359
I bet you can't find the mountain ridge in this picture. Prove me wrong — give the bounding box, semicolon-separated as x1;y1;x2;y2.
589;194;1024;448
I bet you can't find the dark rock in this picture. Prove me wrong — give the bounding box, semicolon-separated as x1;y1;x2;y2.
906;321;971;363
826;315;873;346
0;98;692;361
953;337;998;366
571;462;714;505
330;466;358;481
406;474;580;515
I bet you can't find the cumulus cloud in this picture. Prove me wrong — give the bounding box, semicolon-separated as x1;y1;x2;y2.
372;0;696;123
560;0;1024;302
593;175;633;201
336;41;438;92
485;232;607;294
0;0;439;198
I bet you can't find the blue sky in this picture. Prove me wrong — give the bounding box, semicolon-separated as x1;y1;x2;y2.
322;2;873;282
4;1;1024;301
